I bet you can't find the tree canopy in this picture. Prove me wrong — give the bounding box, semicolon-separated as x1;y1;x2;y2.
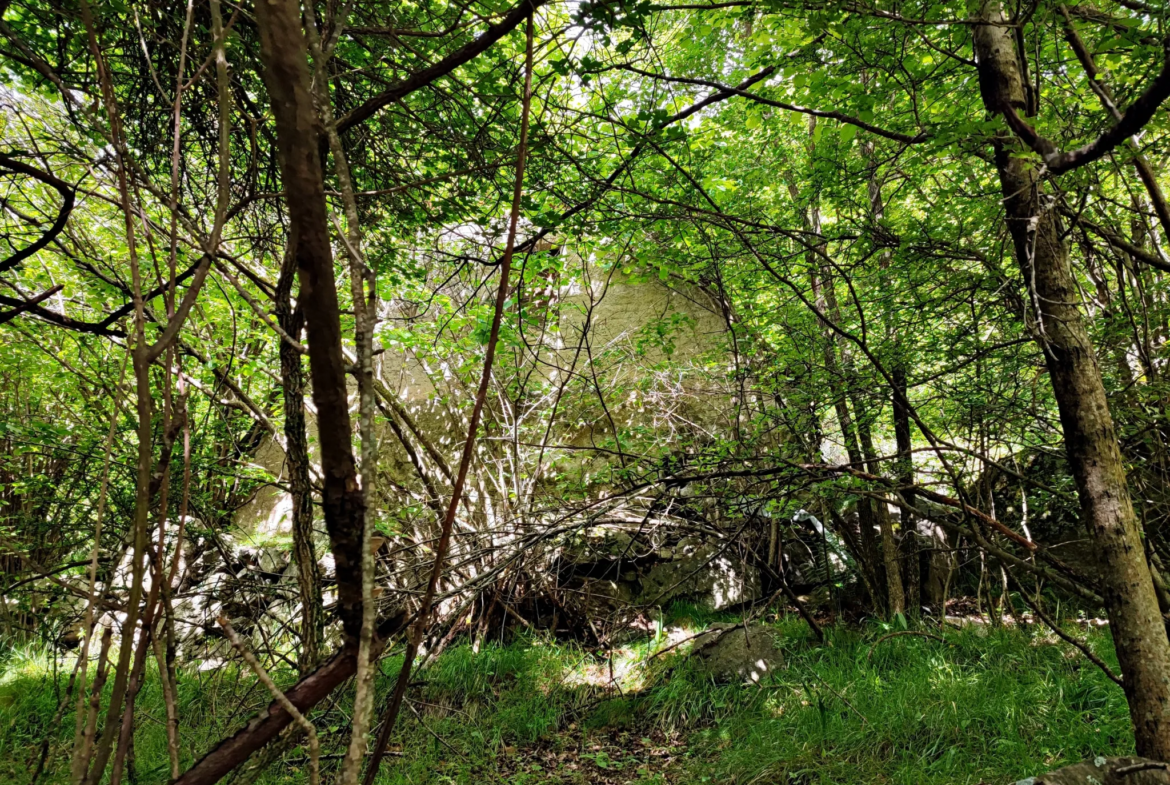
4;0;1170;782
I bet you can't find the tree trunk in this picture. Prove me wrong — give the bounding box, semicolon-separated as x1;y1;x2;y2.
275;248;323;673
255;0;365;644
792;136;888;614
975;2;1170;758
848;389;905;617
892;365;919;614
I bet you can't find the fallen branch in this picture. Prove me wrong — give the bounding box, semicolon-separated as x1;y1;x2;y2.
172;611;406;785
1116;761;1170;776
218;618;320;785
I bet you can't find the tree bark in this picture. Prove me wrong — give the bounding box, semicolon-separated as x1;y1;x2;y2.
255;0;365;644
975;2;1170;758
275;248;323;673
892;364;919;614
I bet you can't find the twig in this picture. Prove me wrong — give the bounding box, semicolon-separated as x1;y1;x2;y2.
807;670;868;725
214;261;306;354
1006;573;1123;687
1116;761;1170;776
219;618;320;785
31;654;82;785
406;701;464;758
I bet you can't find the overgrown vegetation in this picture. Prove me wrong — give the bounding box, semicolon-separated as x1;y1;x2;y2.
4;0;1170;781
2;614;1132;784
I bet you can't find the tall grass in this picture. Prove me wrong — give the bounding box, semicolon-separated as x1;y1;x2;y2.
0;614;1131;784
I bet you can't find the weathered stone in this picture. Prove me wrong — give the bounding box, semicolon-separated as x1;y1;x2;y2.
258;545;291;576
638;542;761;611
1016;757;1170;785
562;527;662;565
690;623;784;683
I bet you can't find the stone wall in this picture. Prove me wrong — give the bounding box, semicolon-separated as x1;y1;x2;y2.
233;252;730;539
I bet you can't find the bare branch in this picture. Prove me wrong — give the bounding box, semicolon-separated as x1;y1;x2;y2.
0;153;75;272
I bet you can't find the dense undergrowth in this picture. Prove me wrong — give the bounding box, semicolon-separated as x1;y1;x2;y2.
0;609;1131;785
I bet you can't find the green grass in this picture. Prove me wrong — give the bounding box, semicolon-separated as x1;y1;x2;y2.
672;622;1130;785
0;614;1133;784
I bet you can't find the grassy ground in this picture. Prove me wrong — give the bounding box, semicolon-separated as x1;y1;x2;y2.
0;608;1132;785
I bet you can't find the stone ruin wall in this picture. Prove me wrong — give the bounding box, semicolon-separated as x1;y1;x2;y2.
234;260;731;540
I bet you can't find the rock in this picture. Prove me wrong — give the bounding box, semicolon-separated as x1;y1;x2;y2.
563;527;659;564
58;623;83;650
638;542;761;611
689;623;784;683
258;545;291;576
556;529;762;621
1017;757;1170;785
318;552;336;580
784;513;851;592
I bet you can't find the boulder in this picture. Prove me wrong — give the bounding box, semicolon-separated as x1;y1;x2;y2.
258;545;291;576
690;622;784;683
1016;757;1170;785
638;540;761;611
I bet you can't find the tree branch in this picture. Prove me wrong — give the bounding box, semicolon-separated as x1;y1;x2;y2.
335;0;547;134
1001;39;1170;174
1059;206;1170;273
614;65;927;145
0;152;75;272
0;284;62;325
0;293;126;336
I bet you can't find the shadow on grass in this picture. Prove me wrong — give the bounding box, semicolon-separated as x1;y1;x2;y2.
0;614;1135;785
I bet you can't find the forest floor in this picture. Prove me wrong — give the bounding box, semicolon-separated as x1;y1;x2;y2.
0;605;1133;785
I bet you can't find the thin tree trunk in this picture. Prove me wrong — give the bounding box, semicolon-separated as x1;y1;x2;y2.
74;625;112;782
255;0;366;645
70;353;128;785
850;373;903;616
892;364;919;614
361;15;535;783
818;279;885;612
863;129;915;616
302;11;382;776
875;480;905;617
789;129;887;614
975;2;1170;757
856;402;907;617
275;248;323;674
